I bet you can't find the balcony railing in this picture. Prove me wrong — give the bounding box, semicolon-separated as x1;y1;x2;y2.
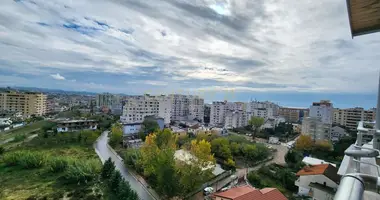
334;121;380;200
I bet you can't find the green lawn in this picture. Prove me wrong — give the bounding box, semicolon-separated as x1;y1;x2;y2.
0;132;105;200
0;120;49;141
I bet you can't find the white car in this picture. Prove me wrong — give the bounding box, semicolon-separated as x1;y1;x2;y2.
203;187;214;196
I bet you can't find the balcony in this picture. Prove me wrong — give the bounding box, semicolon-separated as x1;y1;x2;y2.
335;121;380;200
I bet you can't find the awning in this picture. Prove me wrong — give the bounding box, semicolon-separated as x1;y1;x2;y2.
346;0;380;37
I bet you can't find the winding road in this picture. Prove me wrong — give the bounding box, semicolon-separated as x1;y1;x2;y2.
94;131;156;200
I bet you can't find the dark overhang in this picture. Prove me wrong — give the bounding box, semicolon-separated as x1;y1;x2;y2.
346;0;380;37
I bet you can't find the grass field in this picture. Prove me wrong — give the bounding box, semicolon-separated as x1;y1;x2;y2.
0;120;50;141
0;131;105;200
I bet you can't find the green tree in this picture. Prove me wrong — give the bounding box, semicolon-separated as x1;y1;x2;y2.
230;142;240;156
117;180;132;200
101;158;115;180
248;116;265;139
109;123;123;148
211;138;232;160
139;118;160;140
0;146;5;155
110;170;123;193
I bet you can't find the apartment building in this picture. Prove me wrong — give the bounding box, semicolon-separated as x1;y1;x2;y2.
0;91;47;116
96;93;121;108
278;107;301;122
278;107;309;123
225;111;246;129
122;94;171;125
210;101;227;126
246;100;279;116
310;100;333;124
302;117;331;141
333;107;376;130
169;94;204;122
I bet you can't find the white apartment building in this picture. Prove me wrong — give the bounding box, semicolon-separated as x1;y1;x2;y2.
122;94;171;125
210;101;227;126
225;111;246;129
252;108;274;119
246;100;279;116
309;100;333;124
302;117;331;141
169;94;204;122
333;107;376;130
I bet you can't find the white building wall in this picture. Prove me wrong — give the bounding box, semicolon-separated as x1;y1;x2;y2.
122;95;171;125
309;101;333;124
296;175;338;196
302;117;331;141
210;102;226;126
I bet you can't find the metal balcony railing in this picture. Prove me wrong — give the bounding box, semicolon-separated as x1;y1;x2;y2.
334;121;380;200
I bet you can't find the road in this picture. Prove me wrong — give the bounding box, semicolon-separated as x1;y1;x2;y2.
94;131;157;200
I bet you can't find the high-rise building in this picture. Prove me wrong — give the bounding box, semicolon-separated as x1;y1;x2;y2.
246;100;279;116
302;117;331;141
309;100;333;124
278;107;301;122
121;94;171;125
333;107;376;130
0;91;47;116
225;111;246;129
302;100;333;141
210;101;227;126
96;93;120;108
169;94;204;122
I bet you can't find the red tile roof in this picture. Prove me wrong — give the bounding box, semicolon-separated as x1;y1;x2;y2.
214;185;287;200
296;164;340;183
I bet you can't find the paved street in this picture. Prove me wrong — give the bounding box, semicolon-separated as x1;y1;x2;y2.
94;131;157;200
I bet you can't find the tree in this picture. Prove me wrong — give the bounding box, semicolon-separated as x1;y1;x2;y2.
117;179;132;200
211;138;232;160
190;139;215;168
110;170;123;192
314;140;333;151
140;130;179;197
248;116;265;139
109;123;123;148
139;118;160;140
101;158;115;180
295;135;313;151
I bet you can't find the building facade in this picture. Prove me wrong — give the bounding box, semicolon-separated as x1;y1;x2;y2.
0;92;47;116
310;100;333;124
96;93;121;108
225;111;246;129
278;107;309;122
122;94;171;125
210;101;227;126
56;120;98;132
333;107;376;130
169;94;204;122
302;117;331;141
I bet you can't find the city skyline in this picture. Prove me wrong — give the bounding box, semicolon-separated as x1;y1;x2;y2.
0;0;380;106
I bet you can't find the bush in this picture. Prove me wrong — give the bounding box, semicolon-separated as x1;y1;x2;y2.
13;134;27;142
2;151;45;169
0;146;5;155
2;151;23;166
19;151;46;169
64;159;101;183
48;157;71;173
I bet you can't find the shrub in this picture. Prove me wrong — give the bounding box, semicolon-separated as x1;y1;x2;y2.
0;146;5;155
13;134;27;142
48;157;71;173
2;151;23;166
19;151;46;169
64;159;101;184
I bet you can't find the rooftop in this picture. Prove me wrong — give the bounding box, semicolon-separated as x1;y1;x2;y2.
296;164;340;183
214;185;287;200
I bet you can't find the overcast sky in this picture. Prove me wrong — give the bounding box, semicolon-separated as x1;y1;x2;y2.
0;0;379;107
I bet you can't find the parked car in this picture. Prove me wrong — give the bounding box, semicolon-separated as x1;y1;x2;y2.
203;187;214;196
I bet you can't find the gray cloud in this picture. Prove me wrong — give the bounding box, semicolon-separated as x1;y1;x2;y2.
0;0;379;94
